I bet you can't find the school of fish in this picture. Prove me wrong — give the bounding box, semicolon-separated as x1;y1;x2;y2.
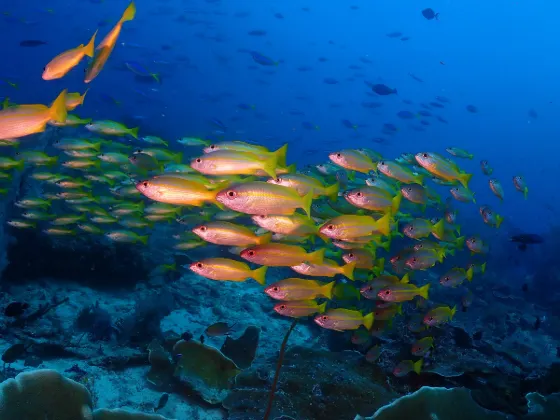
0;2;531;377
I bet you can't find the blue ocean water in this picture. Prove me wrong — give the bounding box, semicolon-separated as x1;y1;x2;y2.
0;1;559;419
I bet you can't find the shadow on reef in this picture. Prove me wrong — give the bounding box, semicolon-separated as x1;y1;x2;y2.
2;229;149;288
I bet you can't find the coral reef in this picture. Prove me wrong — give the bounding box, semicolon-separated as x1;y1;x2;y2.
354;386;508;420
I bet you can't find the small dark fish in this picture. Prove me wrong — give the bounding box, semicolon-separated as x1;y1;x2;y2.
510;234;544;245
422;8;439;20
154;393;169;412
528;108;538;119
418;110;431;117
372;84;397;96
436;95;450;103
4;302;29;317
397;110;415;120
199;334;205;344
20;40;47;47
466;104;478;113
205;321;237;337
408;73;423;83
534;316;541;330
429;102;444;109
386;31;403;38
297;66;312;72
248;29;267;36
274;12;284;19
400;37;410;41
361;101;383;109
436;116;448;124
324;77;339;85
2;343;29;364
209;118;227;131
420;120;430;126
372;137;386;144
318;57;328;62
250;51;277;66
181;331;193;341
473;331;483;340
382;123;398;132
522;283;529;293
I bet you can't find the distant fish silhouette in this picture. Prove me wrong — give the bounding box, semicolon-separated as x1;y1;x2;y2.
19;40;47;47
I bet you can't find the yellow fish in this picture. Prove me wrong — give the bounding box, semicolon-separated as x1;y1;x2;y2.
42;32;97;80
0;90;67;140
189;258;267;285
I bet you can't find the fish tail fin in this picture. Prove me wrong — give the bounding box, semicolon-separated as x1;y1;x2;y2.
466;266;474;282
301;190;313;218
262;154;278;178
47;156;58;167
322;281;335;299
173;152;184;164
450;305;457;319
16;160;24;171
446;248;456;257
272;143;288;167
455;236;465;249
481;262;487;274
1;97;9;109
400;273;410;284
455;225;461;235
120;1;137;23
309;247;326;265
380;240;391;252
341;261;356;281
524;187;528;200
375;213;391;236
459;172;473;188
432;219;445;239
391;192;402;215
325;182;339;202
129;127;139;139
363;312;374;330
397;304;403;315
80;88;89;105
48;89;68;123
92;142;102;152
83;30;97;58
318;301;327;314
152;73;160;83
139;235;148;245
252;265;268;285
419;283;430;300
496;215;504;229
285;163;297;173
415;174;424;185
257;231;273;245
413;359;423;374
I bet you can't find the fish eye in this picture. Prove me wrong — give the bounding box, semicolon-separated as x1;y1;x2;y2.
321;316;328;320
247;250;255;256
384;290;390;295
348;253;354;258
411;258;417;263
258;215;266;219
279;305;286;310
428;316;434;321
275;177;281;183
210;145;216;149
444;276;450;282
195;158;202;163
273;287;279;291
356;192;363;197
379;161;385;165
199;226;207;231
227;190;236;198
406;187;412;192
196;263;203;268
142;182;148;188
336;153;341;158
327;224;334;230
471;238;476;243
422;153;428;158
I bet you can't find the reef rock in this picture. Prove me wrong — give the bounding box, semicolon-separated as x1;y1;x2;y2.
355;386;508;420
173;339;240;404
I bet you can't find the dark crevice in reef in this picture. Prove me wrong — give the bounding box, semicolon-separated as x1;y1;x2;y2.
2;229;149;289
